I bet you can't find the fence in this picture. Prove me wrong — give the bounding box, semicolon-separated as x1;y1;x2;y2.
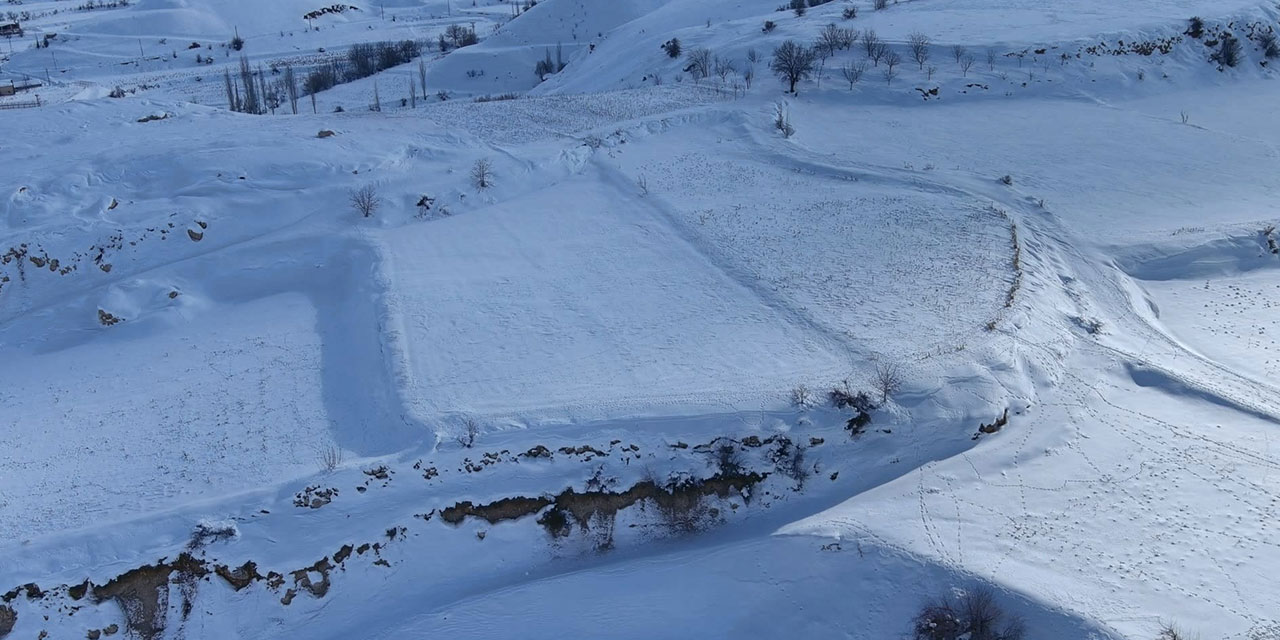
0;99;40;110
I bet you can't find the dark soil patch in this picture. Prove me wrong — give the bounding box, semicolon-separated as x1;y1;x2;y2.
440;496;553;525
0;605;15;637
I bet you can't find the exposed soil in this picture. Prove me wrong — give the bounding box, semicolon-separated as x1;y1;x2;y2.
440;470;767;539
90;553;206;640
0;605;15;637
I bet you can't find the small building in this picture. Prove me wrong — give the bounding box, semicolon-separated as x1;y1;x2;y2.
0;85;15;97
0;23;22;38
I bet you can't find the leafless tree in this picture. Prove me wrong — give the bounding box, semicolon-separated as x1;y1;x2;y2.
409;76;417;108
818;23;854;53
456;417;480;448
873;0;887;9
863;29;882;60
283;65;299;114
865;31;889;66
960;54;976;76
882;50;901;84
349;185;380;218
926;65;937;80
418;59;428;99
770;40;817;93
471;159;494;190
1157;622;1197;640
714;55;736;82
685;47;713;81
952;44;968;64
790;384;814;409
985;48;997;70
841;60;868;88
874;362;902;402
908;32;930;69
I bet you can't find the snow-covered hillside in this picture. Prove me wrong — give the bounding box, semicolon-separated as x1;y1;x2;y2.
3;0;1280;639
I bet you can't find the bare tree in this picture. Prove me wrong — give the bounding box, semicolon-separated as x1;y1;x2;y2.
456;417;480;448
960;54;976;76
685;47;713;81
873;0;888;9
862;29;882;60
418;59;428;99
908;32;930;69
874;362;902;402
713;55;736;82
818;23;853;54
349;185;380;218
284;65;299;114
864;30;889;66
926;65;937;80
952;44;968;64
471;159;494;190
882;50;901;84
841;60;867;88
770;40;817;94
409;76;417;108
985;48;997;70
1157;622;1197;640
790;384;814;409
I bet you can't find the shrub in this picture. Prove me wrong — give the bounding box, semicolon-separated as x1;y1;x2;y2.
230;34;244;51
773;102;795;137
791;0;806;17
1260;32;1280;59
999;174;1013;185
874;0;887;9
763;20;777;32
317;444;343;472
187;519;239;549
842;5;857;19
1186;16;1205;39
662;37;682;58
830;383;874;412
1212;35;1242;67
911;587;1026;640
711;441;743;475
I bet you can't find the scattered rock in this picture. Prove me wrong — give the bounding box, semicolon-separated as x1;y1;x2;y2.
187;229;203;242
97;309;123;326
521;445;551;458
317;130;336;138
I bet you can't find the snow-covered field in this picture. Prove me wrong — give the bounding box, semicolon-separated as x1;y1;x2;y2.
3;0;1280;639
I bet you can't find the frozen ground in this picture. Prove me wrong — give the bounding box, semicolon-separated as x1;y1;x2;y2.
3;0;1280;639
